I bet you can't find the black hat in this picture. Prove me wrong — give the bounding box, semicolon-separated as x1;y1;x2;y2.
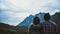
33;17;40;25
44;13;50;20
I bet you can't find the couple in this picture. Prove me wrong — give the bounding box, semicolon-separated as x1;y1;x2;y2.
29;13;58;34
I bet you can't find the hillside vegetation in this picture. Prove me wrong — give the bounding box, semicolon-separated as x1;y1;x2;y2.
0;23;28;34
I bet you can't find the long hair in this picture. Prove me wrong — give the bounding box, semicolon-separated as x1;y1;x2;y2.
33;17;40;25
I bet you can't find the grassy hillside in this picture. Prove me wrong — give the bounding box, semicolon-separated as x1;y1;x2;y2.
0;22;28;34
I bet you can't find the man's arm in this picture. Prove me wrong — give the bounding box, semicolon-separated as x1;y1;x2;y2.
28;25;32;34
29;28;31;34
56;25;58;34
54;24;58;34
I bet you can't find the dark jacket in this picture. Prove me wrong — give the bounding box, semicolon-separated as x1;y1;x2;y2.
29;24;42;34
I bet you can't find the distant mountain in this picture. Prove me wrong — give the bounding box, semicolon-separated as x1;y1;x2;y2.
18;15;34;27
51;12;60;22
18;12;45;27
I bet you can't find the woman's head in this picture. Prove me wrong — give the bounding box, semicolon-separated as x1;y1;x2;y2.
44;13;50;20
33;17;40;25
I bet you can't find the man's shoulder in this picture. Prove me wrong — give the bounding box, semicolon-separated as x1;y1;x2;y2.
40;20;57;25
29;24;33;27
40;22;45;24
49;20;57;25
40;22;46;26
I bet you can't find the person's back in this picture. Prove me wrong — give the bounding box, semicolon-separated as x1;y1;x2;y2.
41;13;58;34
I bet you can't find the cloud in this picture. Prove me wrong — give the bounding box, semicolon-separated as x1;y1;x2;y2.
0;9;32;25
0;0;60;25
57;0;60;9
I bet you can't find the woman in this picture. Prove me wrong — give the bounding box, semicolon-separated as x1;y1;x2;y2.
29;17;42;34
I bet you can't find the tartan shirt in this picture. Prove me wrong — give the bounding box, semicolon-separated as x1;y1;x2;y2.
41;20;58;34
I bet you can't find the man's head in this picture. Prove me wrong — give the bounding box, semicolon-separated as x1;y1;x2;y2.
33;17;40;25
44;13;50;20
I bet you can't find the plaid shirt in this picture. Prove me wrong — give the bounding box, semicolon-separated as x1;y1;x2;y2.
41;20;58;34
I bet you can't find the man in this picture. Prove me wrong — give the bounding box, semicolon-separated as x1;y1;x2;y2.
41;13;58;34
29;17;42;34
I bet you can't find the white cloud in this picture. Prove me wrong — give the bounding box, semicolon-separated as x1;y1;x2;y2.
0;0;60;25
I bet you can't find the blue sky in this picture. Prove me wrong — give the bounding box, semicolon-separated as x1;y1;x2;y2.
0;0;60;26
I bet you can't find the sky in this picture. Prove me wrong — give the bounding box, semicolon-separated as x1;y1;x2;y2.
0;0;60;26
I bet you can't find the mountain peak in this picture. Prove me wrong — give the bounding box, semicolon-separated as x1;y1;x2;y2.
18;12;45;27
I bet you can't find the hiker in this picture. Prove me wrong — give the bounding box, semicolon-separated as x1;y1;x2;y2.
29;17;42;34
41;13;58;34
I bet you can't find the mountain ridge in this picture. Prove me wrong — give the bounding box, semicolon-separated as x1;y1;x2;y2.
18;12;45;27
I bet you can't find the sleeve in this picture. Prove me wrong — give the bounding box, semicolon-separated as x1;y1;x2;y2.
29;28;31;34
28;25;32;34
55;25;58;34
53;23;58;34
